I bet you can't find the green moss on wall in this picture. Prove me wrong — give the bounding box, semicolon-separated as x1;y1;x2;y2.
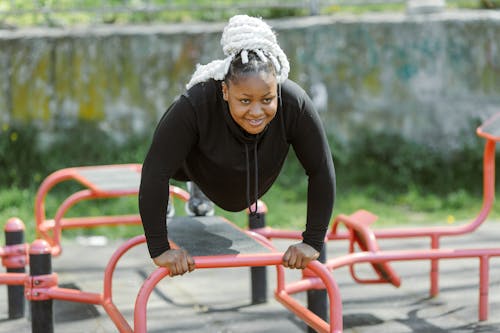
10;42;51;122
363;68;382;95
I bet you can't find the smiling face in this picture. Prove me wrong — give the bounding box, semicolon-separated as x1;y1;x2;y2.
222;71;278;135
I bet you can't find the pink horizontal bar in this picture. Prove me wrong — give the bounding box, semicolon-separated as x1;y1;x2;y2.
284;277;325;295
327;247;500;270
193;253;284;268
46;287;103;305
0;273;26;285
57;215;142;229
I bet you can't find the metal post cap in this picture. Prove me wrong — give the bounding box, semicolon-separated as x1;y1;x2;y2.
4;217;25;232
29;239;52;255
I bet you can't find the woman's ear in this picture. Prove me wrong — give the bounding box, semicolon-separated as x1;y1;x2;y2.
221;82;228;101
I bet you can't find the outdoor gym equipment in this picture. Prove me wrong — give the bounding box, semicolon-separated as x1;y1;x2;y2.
30;163;274;303
2;215;343;333
1;164;340;332
253;112;500;321
33;164;190;256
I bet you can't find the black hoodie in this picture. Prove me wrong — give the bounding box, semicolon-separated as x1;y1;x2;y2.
139;79;336;258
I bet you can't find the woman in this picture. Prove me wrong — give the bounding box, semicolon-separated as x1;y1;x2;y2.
139;15;336;277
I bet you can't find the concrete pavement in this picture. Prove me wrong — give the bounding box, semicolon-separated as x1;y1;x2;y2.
2;220;500;332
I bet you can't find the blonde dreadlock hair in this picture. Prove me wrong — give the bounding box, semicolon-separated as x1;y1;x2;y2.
186;15;290;89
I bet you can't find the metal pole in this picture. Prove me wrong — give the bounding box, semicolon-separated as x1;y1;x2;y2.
4;218;26;319
307;245;328;333
248;200;267;304
29;239;53;333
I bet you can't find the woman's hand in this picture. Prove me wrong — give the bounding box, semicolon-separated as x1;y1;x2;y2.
153;248;195;277
282;243;320;269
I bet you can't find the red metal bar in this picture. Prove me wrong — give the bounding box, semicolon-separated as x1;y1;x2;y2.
1;243;28;268
0;273;26;285
44;287;102;304
1;243;28;257
479;256;489;321
251;226;304;240
476;112;500;142
102;235;147;332
335;137;495;242
260;121;497;246
276;260;343;333
133;254;342;333
35;164;188;253
283;276;325;295
326;247;500;321
103;235;146;300
24;236;145;333
35;168;77;238
260;129;497;303
102;299;133;333
430;235;440;296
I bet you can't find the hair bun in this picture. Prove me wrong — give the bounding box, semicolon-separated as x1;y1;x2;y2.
186;15;289;89
221;15;277;56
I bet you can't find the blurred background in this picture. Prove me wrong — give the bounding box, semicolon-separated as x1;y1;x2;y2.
1;0;499;240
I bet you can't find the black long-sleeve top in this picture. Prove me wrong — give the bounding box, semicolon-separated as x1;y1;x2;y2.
139;78;336;258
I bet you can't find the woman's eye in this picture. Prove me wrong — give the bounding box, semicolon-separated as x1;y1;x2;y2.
240;99;250;104
263;98;273;104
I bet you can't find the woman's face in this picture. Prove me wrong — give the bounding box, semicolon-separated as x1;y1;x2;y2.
222;72;278;135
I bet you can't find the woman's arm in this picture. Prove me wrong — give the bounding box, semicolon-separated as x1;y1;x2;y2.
139;96;198;258
289;90;336;253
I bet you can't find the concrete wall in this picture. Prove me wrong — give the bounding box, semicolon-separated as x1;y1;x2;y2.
1;10;499;151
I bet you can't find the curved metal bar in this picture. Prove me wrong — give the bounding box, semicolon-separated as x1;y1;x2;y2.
35;168;79;238
133;253;342;333
101;235;147;332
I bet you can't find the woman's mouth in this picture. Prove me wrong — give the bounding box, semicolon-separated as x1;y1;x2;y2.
247;119;264;126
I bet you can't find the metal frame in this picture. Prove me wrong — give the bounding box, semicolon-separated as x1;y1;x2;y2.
252;112;499;321
2;223;343;333
34;163;189;256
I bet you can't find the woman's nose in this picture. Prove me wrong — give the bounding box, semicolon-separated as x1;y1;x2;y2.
249;104;263;115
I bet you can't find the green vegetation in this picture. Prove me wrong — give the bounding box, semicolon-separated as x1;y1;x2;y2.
1;120;499;243
1;0;499;244
1;173;498;244
0;0;494;28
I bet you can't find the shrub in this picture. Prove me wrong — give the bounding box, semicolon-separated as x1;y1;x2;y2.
480;0;500;8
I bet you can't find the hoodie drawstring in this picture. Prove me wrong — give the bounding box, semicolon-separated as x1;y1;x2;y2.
245;141;259;216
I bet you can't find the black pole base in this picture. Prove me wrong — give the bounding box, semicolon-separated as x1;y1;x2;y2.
7;267;25;319
307;246;328;332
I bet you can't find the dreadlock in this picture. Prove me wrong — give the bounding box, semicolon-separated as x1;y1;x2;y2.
224;51;276;85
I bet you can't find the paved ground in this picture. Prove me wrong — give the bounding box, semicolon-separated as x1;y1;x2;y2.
2;219;500;333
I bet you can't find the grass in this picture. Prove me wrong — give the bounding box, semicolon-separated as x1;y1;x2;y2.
0;0;491;28
1;182;498;245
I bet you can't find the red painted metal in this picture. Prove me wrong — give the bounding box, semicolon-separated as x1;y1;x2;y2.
133;253;342;333
25;273;59;301
29;239;51;255
332;211;401;287
0;273;26;286
324;246;500;321
249;113;500;322
33;163;189;254
4;217;25;232
3;113;495;331
12;232;341;333
1;243;28;268
479;256;489;321
477;112;500;141
1;218;28;268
